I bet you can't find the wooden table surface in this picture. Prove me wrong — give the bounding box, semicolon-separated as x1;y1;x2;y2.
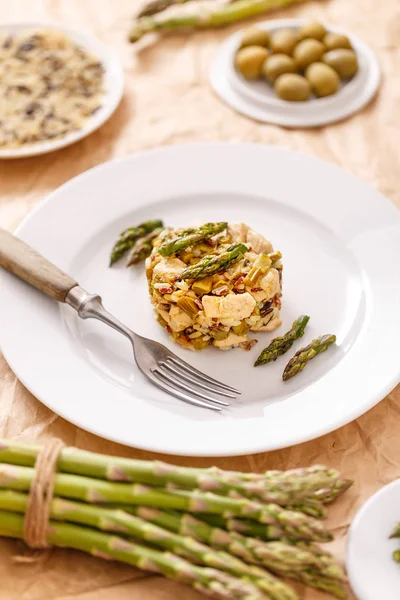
0;0;399;598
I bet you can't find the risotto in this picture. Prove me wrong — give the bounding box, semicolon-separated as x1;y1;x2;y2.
145;222;283;350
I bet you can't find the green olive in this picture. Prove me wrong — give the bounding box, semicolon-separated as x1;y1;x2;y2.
270;28;299;55
298;21;327;41
293;39;325;70
323;32;352;51
323;49;358;79
235;46;269;79
305;62;340;97
262;53;297;83
274;73;311;102
240;27;270;49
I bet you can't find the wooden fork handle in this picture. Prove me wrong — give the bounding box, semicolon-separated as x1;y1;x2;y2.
0;228;78;302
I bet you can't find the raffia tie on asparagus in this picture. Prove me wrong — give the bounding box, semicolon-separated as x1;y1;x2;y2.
0;439;351;508
0;510;268;600
109;219;163;265
0;463;332;542
129;0;308;43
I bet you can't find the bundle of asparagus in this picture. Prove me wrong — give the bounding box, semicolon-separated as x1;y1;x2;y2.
129;0;313;44
0;439;350;599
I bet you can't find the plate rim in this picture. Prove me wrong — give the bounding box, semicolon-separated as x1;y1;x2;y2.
1;141;400;456
346;479;400;600
0;21;124;159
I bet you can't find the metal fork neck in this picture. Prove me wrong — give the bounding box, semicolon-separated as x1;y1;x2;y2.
66;285;133;341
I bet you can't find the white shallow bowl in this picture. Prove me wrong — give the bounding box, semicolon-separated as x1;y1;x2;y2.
0;143;400;456
347;480;400;600
0;22;124;159
210;19;380;127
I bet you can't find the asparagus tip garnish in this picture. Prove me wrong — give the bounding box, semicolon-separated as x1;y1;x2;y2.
181;243;247;280
158;222;227;257
282;334;336;381
254;315;310;367
110;219;163;266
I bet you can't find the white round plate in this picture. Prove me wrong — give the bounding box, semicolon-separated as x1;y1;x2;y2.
0;22;124;159
1;143;400;456
347;480;400;600
210;19;380;127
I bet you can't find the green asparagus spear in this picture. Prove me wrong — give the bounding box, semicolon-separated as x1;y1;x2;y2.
313;479;353;504
129;0;306;43
181;243;247;280
158;222;227;257
393;549;400;562
137;0;198;18
0;439;350;508
286;569;347;599
0;490;298;600
254;315;310;367
195;513;286;540
110;219;163;265
0;463;332;542
282;334;336;381
286;499;325;519
126;227;163;266
0;510;267;600
120;506;346;583
390;523;400;538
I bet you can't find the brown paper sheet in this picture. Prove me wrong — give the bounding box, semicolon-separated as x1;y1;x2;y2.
0;0;399;598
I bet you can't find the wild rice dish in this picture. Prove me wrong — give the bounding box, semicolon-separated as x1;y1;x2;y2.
146;222;283;350
0;29;105;148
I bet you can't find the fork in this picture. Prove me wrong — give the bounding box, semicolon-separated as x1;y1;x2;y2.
0;229;240;411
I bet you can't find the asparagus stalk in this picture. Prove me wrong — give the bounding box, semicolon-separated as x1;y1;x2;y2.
137;0;206;18
126;227;163;265
196;513;286;540
121;506;345;583
390;523;400;538
282;335;337;381
0;510;267;600
286;570;347;599
158;222;227;257
285;500;325;519
0;439;351;507
312;479;353;504
181;243;247;280
0;464;332;542
110;219;163;265
254;316;310;367
129;0;307;43
393;549;400;562
0;490;297;600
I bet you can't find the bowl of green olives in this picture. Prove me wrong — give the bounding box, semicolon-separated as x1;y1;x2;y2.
234;20;358;103
210;19;380;127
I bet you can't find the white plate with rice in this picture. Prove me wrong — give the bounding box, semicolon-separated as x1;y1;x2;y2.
0;22;124;159
0;143;399;456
